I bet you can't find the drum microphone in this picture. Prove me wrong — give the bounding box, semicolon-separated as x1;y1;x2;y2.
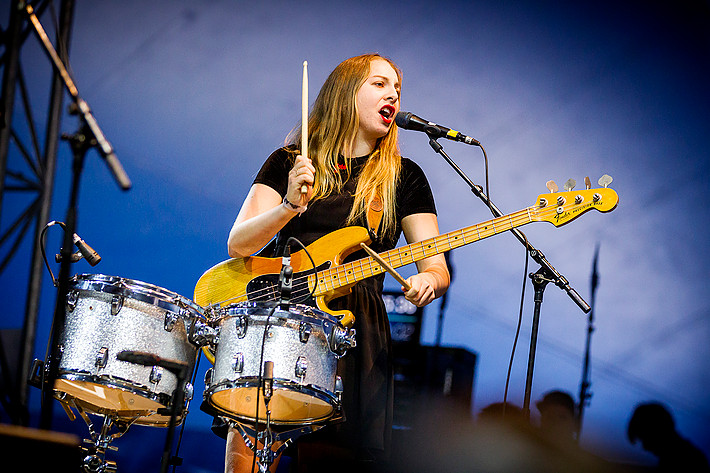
395;111;480;146
53;231;102;266
73;233;102;266
117;350;188;376
262;361;274;402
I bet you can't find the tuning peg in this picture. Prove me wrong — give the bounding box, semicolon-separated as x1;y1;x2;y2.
564;178;576;191
546;180;558;193
598;174;613;188
584;177;591;189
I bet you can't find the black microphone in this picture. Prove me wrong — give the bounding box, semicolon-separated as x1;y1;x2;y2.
117;350;188;376
263;361;274;402
117;350;160;367
278;244;293;310
395;111;480;146
73;233;102;266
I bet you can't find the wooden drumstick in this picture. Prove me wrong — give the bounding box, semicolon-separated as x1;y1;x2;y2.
360;243;412;292
300;60;308;194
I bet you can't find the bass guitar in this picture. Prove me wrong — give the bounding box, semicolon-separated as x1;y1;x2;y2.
194;185;618;327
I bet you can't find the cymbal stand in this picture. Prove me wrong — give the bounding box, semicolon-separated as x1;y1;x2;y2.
426;137;591;419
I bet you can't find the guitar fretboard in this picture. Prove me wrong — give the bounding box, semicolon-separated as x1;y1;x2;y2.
312;206;534;295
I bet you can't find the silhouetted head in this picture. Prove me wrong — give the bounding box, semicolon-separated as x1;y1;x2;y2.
627;402;676;456
536;390;577;440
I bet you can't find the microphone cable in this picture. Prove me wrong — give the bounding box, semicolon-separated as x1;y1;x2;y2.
502;233;530;417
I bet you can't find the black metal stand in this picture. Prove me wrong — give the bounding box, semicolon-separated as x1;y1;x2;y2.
22;1;131;429
426;136;590;417
160;362;189;473
576;245;599;440
39;126;90;429
522;267;552;419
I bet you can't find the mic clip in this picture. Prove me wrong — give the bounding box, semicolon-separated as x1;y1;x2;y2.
278;263;293;311
278;245;293;310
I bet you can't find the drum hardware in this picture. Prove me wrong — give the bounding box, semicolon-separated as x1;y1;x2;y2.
233;420;326;473
150;366;163;384
95;347;109;370
55;395;135;473
324;321;357;356
202;303;225;320
67;290;79;312
110;295;123;315
164;311;179;331
299;322;312;343
187;317;217;347
235;315;248;338
334;376;344;404
295;356;308;379
233;353;245;373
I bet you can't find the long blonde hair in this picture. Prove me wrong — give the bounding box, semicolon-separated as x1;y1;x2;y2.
286;54;402;239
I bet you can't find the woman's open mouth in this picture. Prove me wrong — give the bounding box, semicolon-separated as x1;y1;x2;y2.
379;105;396;124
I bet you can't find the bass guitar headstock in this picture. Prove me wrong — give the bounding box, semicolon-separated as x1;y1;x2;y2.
532;175;618;227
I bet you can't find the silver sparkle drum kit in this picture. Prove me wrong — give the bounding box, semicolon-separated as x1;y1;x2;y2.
40;273;356;471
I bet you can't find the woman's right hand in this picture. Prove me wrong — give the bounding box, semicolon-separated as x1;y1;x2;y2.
286;155;315;206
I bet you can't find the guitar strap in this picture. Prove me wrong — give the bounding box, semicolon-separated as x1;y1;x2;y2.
366;192;384;242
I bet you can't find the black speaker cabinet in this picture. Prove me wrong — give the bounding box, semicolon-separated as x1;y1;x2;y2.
391;344;477;429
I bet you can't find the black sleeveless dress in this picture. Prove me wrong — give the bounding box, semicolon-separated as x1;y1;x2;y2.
213;146;437;465
254;147;437;460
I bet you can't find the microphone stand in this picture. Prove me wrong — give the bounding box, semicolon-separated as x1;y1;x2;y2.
116;351;189;473
426;137;590;419
159;361;189;473
22;2;132;429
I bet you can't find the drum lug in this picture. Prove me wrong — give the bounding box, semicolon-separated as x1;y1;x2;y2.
232;353;244;373
95;347;109;369
66;290;78;313
235;316;248;339
110;295;123;315
164;311;179;332
335;376;343;402
299;322;312;343
204;367;213;386
184;382;194;402
295;356;308;380
150;366;163;384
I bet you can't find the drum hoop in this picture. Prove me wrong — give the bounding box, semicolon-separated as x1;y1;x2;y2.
71;274;204;318
57;371;174;408
219;302;340;326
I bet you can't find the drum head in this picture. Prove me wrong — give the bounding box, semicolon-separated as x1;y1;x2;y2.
209;385;334;424
55;378;162;413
